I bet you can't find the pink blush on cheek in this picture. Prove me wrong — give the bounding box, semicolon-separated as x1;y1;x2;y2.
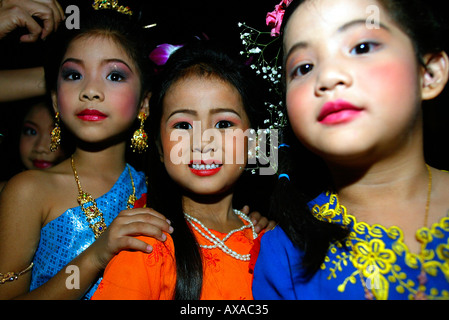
363;60;419;101
286;85;311;122
113;93;141;119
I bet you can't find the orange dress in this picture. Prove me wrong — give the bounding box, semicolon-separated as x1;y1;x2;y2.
92;220;258;300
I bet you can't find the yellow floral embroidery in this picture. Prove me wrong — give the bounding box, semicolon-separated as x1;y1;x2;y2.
313;192;449;300
352;239;396;276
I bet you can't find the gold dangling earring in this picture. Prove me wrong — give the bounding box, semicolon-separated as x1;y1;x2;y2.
50;112;61;152
130;112;148;153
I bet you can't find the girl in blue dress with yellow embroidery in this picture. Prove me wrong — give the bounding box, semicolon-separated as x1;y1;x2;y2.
0;2;173;299
252;0;449;300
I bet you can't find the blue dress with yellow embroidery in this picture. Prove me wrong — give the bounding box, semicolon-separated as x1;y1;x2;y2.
252;192;449;300
29;164;147;300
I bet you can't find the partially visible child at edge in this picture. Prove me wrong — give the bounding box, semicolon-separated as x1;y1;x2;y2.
0;97;67;192
92;40;275;300
0;5;173;299
252;0;449;300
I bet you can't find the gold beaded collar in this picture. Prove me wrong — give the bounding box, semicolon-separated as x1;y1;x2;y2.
71;155;136;239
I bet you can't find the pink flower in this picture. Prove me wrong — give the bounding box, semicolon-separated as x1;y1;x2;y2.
266;0;293;37
149;43;183;66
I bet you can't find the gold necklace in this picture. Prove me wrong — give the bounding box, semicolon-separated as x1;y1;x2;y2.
353;164;432;300
71;155;137;239
413;164;432;300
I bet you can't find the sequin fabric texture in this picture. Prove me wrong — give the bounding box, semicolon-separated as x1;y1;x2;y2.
29;165;147;299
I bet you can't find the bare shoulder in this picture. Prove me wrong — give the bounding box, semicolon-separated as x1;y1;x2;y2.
0;170;53;222
0;160;77;223
1;170;48;203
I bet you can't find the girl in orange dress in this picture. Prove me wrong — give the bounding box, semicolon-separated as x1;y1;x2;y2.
92;40;274;300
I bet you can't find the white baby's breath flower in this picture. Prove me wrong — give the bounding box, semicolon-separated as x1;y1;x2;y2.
249;47;262;54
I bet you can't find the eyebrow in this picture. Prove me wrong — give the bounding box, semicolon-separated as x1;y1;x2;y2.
23;120;38;126
167;108;242;120
210;108;241;117
61;57;83;67
167;109;197;119
60;58;134;72
338;19;390;33
284;42;308;67
284;19;391;65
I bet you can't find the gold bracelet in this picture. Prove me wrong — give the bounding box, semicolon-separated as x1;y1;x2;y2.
0;262;34;284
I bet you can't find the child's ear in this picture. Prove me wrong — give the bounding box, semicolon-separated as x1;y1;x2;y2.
51;90;59;113
140;92;151;117
421;51;449;100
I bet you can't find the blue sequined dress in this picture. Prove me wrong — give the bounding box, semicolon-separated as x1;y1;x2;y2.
29;164;147;299
252;191;449;300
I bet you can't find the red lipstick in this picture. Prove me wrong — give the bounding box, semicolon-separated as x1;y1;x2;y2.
77;109;107;121
32;160;53;169
189;160;222;177
318;99;363;125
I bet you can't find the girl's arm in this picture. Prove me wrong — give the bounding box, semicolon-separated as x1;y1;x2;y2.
0;171;46;299
0;67;46;103
0;172;173;299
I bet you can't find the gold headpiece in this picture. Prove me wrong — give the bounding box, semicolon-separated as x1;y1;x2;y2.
92;0;133;16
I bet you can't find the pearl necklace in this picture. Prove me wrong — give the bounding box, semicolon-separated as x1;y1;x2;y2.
184;209;258;261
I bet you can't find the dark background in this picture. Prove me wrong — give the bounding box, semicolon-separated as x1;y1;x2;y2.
0;0;275;69
1;0;448;183
0;0;276;181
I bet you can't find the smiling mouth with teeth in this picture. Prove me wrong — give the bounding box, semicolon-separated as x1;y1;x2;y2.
190;163;221;170
189;161;223;176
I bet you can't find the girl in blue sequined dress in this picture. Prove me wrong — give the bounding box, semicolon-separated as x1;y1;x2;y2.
252;0;449;300
0;4;173;299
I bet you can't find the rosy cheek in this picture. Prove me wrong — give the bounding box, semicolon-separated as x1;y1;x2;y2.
112;92;140;119
57;92;71;116
160;129;191;166
286;85;310;124
364;60;418;102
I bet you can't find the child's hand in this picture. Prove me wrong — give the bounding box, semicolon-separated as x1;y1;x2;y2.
241;205;276;234
89;207;173;272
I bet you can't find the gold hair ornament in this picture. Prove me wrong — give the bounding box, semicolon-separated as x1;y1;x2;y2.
92;0;133;16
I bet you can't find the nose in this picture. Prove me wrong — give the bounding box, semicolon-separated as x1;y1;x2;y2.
191;122;220;154
79;78;105;101
315;61;352;95
34;132;50;154
192;135;218;154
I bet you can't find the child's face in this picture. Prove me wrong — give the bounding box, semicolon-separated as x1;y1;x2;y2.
160;75;251;196
53;35;148;144
20;103;66;170
283;0;424;164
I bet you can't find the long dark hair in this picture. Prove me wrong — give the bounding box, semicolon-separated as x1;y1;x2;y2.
271;0;448;280
145;40;268;299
